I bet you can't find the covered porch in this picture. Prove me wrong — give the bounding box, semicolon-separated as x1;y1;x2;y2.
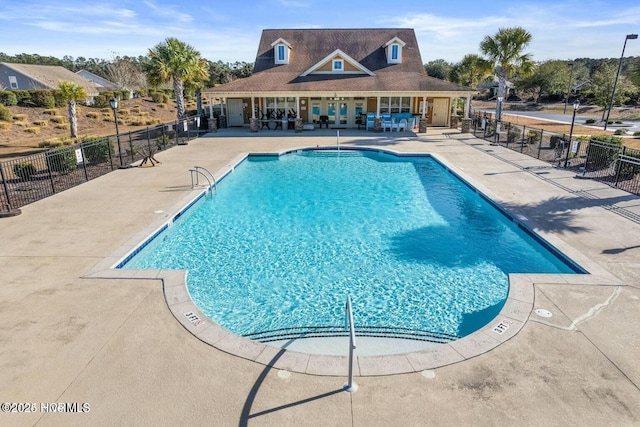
202;90;473;132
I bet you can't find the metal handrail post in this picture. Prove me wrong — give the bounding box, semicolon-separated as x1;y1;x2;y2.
344;295;358;393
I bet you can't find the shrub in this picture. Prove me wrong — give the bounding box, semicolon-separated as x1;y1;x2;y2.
81;136;114;164
119;108;130;116
52;90;66;108
617;150;640;177
13;113;28;121
33;120;48;127
93;95;109;109
585;118;596;124
549;135;563;149
38;140;62;148
47;146;77;174
0;91;18;106
150;91;169;103
615;120;623;124
50;115;66;124
633;130;640;137
13;90;31;104
24;126;40;134
0;104;13;122
586;135;624;167
526;130;541;144
43;109;58;115
31;90;56;108
13;162;37;180
0;122;10;130
86;112;100;119
614;128;628;135
55;123;70;130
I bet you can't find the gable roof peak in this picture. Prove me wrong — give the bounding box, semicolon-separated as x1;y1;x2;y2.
270;37;291;48
300;48;375;77
384;36;406;47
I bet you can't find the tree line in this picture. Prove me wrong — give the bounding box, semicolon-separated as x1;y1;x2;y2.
424;27;640;111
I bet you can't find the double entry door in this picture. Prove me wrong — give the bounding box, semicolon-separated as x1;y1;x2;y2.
310;99;364;127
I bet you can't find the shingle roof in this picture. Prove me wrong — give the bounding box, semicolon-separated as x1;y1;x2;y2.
204;29;474;95
1;62;99;95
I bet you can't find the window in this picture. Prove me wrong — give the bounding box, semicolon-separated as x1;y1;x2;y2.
391;44;399;61
8;76;18;89
277;45;285;62
332;59;343;72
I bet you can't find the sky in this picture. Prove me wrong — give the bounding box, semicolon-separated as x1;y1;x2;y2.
2;0;640;64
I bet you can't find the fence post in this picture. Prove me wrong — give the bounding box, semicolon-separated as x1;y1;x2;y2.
614;146;626;187
538;130;543;159
107;138;114;170
46;153;56;194
0;163;15;213
128;132;134;164
80;143;89;181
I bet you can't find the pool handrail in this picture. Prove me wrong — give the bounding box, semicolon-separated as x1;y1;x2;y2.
190;166;217;192
344;295;358;393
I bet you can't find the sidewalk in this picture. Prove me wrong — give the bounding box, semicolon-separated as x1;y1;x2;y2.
1;128;639;426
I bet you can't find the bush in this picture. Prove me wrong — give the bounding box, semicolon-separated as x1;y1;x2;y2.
526;130;541;144
633;130;640;137
43;109;58;115
0;91;18;106
81;136;114;164
24;126;40;134
31;90;56;108
150;91;170;103
47;146;77;174
0;122;10;130
614;128;628;135
50;115;66;124
549;135;562;149
13;162;37;180
33;120;48;127
86;112;100;119
0;104;13;122
92;94;109;109
54;123;70;130
13;90;31;105
585;118;596;124
12;113;28;121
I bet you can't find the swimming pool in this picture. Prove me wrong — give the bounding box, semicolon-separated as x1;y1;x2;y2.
121;148;581;345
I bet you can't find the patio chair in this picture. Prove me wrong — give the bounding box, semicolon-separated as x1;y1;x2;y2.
366;113;375;131
381;114;394;132
397;118;408;131
319;115;329;129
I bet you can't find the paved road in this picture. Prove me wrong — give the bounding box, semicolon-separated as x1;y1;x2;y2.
474;108;640;131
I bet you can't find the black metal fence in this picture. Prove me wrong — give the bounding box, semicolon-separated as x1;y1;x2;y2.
1;116;207;214
471;112;640;196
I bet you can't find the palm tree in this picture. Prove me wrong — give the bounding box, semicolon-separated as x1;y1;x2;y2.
147;38;209;120
58;81;86;139
450;54;493;88
480;27;535;115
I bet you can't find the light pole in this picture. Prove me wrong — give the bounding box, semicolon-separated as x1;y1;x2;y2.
603;34;638;130
564;100;580;168
109;98;124;168
496;96;503;122
563;62;574;114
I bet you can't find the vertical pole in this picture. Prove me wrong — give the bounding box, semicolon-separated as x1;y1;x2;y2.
344;295;358;393
0;163;14;211
564;108;577;167
128;132;134;164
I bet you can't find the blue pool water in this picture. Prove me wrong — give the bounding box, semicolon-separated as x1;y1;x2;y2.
122;149;579;341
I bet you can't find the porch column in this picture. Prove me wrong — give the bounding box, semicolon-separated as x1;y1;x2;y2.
419;96;427;133
376;96;381;117
209;96;213;120
464;96;471;118
250;96;259;132
295;96;303;132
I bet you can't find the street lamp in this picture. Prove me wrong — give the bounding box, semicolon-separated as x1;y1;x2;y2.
603;34;638;130
496;96;503;122
563;62;574;114
564;100;580;168
109;98;124;168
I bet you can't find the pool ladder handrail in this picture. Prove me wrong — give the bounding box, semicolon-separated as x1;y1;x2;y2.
344;295;358;393
190;166;217;192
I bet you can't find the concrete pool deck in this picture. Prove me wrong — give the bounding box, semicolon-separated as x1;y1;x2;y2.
1;128;639;425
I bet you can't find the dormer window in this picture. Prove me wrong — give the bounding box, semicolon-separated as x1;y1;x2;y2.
271;38;291;64
332;59;344;72
384;37;405;64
